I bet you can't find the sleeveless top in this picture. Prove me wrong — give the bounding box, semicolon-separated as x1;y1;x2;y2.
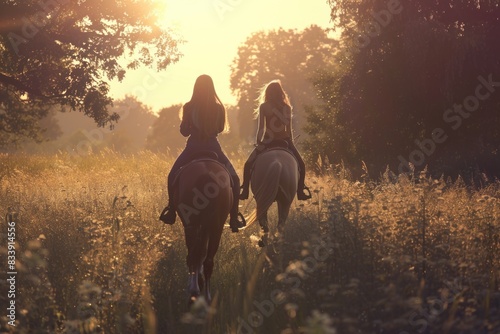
261;102;292;142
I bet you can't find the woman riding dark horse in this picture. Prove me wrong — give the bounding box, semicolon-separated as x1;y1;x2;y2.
160;74;246;232
239;80;311;201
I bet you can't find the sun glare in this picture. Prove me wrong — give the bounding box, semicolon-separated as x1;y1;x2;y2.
159;0;209;27
111;0;333;111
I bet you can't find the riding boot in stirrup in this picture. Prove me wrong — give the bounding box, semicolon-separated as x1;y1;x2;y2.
159;206;176;225
297;185;312;201
240;163;251;200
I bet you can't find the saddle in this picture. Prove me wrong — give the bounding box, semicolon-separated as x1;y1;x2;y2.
159;150;234;225
264;139;289;150
188;150;219;161
251;140;300;172
171;150;233;191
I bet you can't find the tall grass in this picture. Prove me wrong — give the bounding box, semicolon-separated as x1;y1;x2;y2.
0;152;499;333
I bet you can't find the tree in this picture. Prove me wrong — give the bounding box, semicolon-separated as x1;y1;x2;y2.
0;89;52;147
0;0;182;146
305;0;500;179
105;96;157;152
230;25;337;140
0;101;62;149
39;110;62;141
9;96;157;154
145;104;184;156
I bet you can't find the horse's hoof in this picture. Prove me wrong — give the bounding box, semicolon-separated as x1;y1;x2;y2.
229;213;246;232
239;188;249;200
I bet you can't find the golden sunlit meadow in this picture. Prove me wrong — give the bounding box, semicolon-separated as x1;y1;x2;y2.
1;0;499;333
1;151;499;333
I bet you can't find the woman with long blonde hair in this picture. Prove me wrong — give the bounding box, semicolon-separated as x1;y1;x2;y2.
160;74;245;231
240;80;311;200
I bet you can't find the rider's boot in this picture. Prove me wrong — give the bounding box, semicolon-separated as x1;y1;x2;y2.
239;162;251;200
159;200;176;224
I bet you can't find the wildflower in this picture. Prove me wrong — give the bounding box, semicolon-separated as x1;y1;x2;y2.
180;297;214;325
303;310;337;334
285;303;298;318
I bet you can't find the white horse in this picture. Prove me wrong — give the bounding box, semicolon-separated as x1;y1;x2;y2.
245;148;298;246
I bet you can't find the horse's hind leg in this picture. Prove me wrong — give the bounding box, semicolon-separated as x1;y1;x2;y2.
258;211;269;247
277;200;292;233
185;225;207;304
203;223;223;304
258;211;269;233
202;258;214;304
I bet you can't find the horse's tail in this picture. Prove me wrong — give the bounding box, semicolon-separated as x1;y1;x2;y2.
254;160;282;221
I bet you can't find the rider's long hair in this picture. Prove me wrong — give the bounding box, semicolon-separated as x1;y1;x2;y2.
254;79;292;117
184;74;229;137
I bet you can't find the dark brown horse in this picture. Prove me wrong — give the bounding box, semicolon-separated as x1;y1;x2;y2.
171;157;233;304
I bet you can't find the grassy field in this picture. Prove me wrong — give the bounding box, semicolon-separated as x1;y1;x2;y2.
0;151;499;334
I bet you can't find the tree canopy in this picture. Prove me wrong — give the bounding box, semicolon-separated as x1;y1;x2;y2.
0;0;182;146
304;0;500;179
145;104;183;156
230;25;337;141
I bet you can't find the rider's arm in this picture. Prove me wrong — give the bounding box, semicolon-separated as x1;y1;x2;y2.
285;105;293;140
255;105;265;144
180;104;192;137
216;104;225;133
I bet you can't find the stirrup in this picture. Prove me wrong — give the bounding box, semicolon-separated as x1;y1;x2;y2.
159;206;176;225
297;186;312;200
230;213;246;233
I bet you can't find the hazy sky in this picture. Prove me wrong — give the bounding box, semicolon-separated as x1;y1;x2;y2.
108;0;333;113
